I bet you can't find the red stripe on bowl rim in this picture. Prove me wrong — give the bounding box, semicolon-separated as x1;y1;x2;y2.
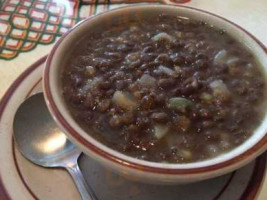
44;4;267;175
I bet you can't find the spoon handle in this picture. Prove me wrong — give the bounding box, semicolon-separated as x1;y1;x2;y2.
66;162;98;200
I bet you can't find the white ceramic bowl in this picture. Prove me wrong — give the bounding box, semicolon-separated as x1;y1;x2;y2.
43;5;267;184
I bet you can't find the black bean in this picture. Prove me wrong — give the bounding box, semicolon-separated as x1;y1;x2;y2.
155;54;172;65
255;78;264;87
78;111;93;123
104;52;122;61
128;83;139;92
122;112;135;125
107;43;117;51
91;88;104;97
181;85;195;95
71;74;82;87
195;41;206;48
118;44;133;52
215;64;228;74
170;88;181;96
123;41;135;48
235;85;248;95
98;81;111;90
185;32;195;38
181;68;194;78
185;55;194;64
171;54;185;65
139;63;148;71
110;71;125;81
98;99;111;112
84;93;95;108
173;116;191;132
116;80;127;90
109;115;122;127
136;116;150;128
140;88;150;95
195;52;208;59
128;124;140;133
142;46;153;53
158;23;172;31
201;121;214;128
158;78;175;88
206;45;215;54
141;95;155;110
155;93;166;105
199;108;212;119
106;89;115;96
150;112;168;123
78;55;92;65
141;53;156;63
93;58;112;69
174;40;185;48
195;59;208;69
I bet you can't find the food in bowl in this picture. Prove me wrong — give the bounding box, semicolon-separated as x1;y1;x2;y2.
61;14;266;163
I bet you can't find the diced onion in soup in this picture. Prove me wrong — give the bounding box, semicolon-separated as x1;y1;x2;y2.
112;91;137;110
84;66;95;77
158;65;175;76
152;32;174;43
138;74;157;88
129;26;139;32
174;31;183;38
213;49;227;64
80;77;103;94
209;80;230;100
179;149;193;160
168;97;193;111
126;52;140;63
226;57;239;67
154;124;169;139
200;92;213;103
205;145;219;156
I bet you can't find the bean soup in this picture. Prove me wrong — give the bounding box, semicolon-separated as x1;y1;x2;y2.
61;14;266;163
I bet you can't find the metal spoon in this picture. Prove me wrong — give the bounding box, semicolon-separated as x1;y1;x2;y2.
13;93;98;200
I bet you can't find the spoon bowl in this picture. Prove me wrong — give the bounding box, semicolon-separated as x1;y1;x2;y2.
13;93;80;167
13;93;97;200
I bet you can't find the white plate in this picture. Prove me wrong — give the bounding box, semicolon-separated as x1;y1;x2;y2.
0;56;266;200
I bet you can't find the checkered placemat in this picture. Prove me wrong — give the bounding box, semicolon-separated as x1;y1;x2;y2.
0;0;190;60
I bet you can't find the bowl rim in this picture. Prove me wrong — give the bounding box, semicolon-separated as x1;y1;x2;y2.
44;4;267;175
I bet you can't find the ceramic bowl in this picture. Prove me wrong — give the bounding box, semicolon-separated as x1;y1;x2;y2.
43;4;267;184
